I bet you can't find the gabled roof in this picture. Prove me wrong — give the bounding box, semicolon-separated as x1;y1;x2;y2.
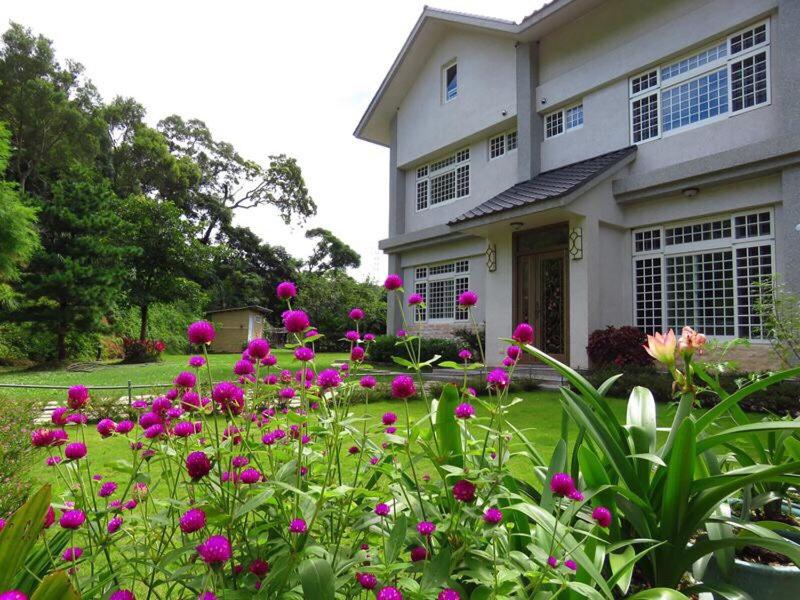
449;146;636;224
206;305;271;315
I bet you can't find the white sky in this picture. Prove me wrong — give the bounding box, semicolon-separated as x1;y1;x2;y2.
2;1;545;281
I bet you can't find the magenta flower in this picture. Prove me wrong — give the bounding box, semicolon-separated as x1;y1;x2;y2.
512;323;534;344
282;309;310;333
174;371;197;388
46;456;62;467
189;355;206;368
96;418;116;438
417;521;436;536
196;535;232;564
99;481;118;498
186;451;212;480
172;421;195;437
144;424;164;439
565;559;578;571
247;338;270;359
212;382;245;414
180;508;207;534
360;375;377;388
43;506;55;528
109;591;136;600
384;274;403;290
457;290;478;307
67;385;89;409
62;547;83;562
279;387;296;400
410;545;428;562
198;593;217;600
139;411;160;429
356;572;378;589
351;346;365;362
374;503;390;517
502;357;515;367
506;345;521;360
344;330;360;342
438;590;461;600
0;592;27;600
108;516;123;534
382;412;398;426
364;333;376;341
249;558;270;578
276;281;297;300
458;348;472;361
294;347;315;362
349;307;365;320
51;406;68;425
317;369;342;389
568;489;585;502
187;321;216;345
550;473;576;497
592;506;612;528
51;429;68;445
233;359;254;376
454;402;475;419
391;375;415;398
289;518;307;534
65;442;87;460
407;293;424;305
116;419;134;434
486;369;510;390
262;354;278;367
240;468;262;484
30;428;54;448
548;556;559;568
483;507;503;525
452;479;476;503
377;587;404;600
60;509;86;529
396;329;407;337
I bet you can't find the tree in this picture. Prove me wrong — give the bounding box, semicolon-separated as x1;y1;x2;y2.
304;227;361;273
158;115;316;243
116;195;208;340
9;166;132;360
0;122;38;308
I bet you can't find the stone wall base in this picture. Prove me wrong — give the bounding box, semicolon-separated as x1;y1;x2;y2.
696;343;788;372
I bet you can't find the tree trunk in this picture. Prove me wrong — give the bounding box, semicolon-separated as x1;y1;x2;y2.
56;331;67;362
139;304;149;341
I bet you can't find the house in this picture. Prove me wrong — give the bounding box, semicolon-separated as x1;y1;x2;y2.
355;0;800;370
206;306;271;353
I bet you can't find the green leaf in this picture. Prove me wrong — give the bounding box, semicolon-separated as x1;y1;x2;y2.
391;356;415;369
697;422;800;453
232;488;274;520
628;589;689;599
0;485;50;589
609;546;636;594
385;515;408;564
420;545;451;589
627;386;657;453
683;583;752;600
435;384;462;467
298;557;335;600
30;571;80;600
659;419;695;541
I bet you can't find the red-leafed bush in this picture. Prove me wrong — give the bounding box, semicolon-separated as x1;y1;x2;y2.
587;326;652;368
121;337;165;363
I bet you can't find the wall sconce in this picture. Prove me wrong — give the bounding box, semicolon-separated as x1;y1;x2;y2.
569;227;583;260
682;187;699;198
485;243;497;272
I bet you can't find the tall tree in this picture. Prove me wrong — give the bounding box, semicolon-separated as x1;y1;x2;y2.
305;227;361;273
158;115;317;243
10;166;132;360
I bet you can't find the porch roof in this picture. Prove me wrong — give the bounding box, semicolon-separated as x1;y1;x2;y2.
449;146;636;225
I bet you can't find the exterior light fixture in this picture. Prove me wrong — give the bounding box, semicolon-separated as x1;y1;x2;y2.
569;227;583;260
682;187;699;198
485;243;497;272
510;221;524;230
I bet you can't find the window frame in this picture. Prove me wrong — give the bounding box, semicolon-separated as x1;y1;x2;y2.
443;60;458;104
545;102;583;139
412;259;471;323
488;130;518;161
414;148;470;212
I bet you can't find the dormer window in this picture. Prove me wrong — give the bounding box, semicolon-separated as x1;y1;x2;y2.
443;61;458;102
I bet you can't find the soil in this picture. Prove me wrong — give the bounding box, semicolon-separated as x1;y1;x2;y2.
734;508;799;567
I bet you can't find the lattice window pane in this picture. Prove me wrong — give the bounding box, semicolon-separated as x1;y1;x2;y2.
736;245;772;339
429;263;455;276
489;134;505;159
430;155;456;173
565;105;584;129
416;165;428;178
546;111;563;138
632;93;659;142
734;211;771;239
430;171;456;205
731;51;768;112
456;165;469;197
634;229;662;253
416;180;428;211
730;23;767;56
635;257;663;333
415;267;428;279
455;277;469;321
665;218;731;246
631;70;658;95
455;260;469;273
662;68;728;132
428;279;455;320
506;131;518;150
661;42;727;81
666;251;735;336
414;282;427;322
456;148;470;163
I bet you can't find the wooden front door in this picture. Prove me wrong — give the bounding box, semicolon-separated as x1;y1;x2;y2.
514;226;569;362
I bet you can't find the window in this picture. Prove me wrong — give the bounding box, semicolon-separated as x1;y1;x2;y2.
545;111;563;138
488;130;517;159
506;130;518;151
413;260;470;322
415;149;470;210
565;105;584;129
444;62;458;102
628;20;770;143
632;210;774;339
545;103;582;139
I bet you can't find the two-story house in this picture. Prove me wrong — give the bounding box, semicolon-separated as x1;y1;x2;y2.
355;0;800;369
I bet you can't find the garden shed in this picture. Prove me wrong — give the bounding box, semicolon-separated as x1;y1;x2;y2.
205;306;271;352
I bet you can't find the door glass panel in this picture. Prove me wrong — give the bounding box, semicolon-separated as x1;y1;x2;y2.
539;255;565;355
517;226;569;254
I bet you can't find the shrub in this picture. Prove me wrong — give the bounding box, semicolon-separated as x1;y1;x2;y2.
0;395;38;515
587;325;652;367
367;334;461;364
121;337;165;363
452;326;485;355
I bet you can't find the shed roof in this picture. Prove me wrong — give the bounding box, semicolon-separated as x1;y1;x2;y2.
206;305;271;316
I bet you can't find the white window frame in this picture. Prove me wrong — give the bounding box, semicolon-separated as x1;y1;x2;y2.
631;208;775;341
488;129;518;161
443;60;458;103
412;259;471;323
628;19;771;145
414;148;470;212
544;102;583;139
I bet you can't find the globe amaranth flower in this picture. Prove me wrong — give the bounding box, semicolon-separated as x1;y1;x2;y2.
454;402;475;419
196;535;232;564
172;421;195;437
356;572;377;589
65;442;87;460
62;546;83;562
486;369;510;390
382;411;398;425
31;428;54;447
458;348;473;361
51;406;69;425
43;506;55;528
506;345;522;361
144;424;165;439
109;591;136;600
438;590;461;600
417;521;436;536
249;558;270;578
502;357;514;367
512;323;534;344
383;274;403;290
483;507;503;525
116;419;134;434
360;375;377;389
374;503;390;517
349;307;365;320
457;290;478;307
547;556;559;568
247;337;270;359
180;508;207;533
550;472;576;497
212;381;245;415
410;546;428;562
391;375;415;399
282;309;310;333
60;509;86;529
565;559;578;571
396;329;407;338
99;481;118;498
186;451;212;480
198;593;217;600
289;518;307;534
189;355;206;368
351;346;365;362
187;320;216;345
377;587;404;600
407;293;424;306
262;354;278;367
294;346;314;362
67;385;89;409
108;516;123;534
343;330;359;342
276;281;297;300
66;413;87;425
96;418;116;438
317;369;342;389
51;429;68;446
364;333;376;342
139;411;161;429
223;425;242;444
240;468;262;484
452;479;476;503
0;591;27;600
233;359;254;376
46;456;62;467
174;371;197;389
592;506;612;528
568;489;584;502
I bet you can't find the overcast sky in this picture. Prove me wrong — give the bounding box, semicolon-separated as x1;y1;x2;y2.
2;1;544;281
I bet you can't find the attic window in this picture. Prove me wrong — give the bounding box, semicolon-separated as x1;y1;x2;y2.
444;62;458;102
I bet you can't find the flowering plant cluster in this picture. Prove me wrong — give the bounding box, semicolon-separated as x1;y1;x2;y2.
120;337;166;364
3;280;800;599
